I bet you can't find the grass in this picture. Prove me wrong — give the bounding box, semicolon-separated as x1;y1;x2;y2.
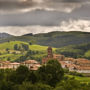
0;41;28;50
0;41;56;61
66;75;90;83
30;45;56;52
0;54;22;61
0;41;56;51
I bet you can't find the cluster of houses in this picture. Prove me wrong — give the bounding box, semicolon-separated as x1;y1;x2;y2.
0;60;41;70
42;47;90;73
0;46;90;73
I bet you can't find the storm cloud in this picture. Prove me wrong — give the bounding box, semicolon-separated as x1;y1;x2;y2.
0;0;89;14
0;0;90;35
0;19;90;36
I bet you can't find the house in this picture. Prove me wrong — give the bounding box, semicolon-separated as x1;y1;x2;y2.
22;60;41;70
0;61;20;69
10;62;20;69
0;60;41;70
42;47;65;64
42;47;90;73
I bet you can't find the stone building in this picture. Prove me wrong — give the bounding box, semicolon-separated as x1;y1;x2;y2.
0;61;20;69
42;47;90;73
22;60;41;70
0;60;41;70
42;46;65;64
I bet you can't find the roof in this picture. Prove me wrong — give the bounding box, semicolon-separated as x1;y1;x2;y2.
77;66;90;70
64;57;75;61
30;64;41;70
10;62;20;65
23;60;39;64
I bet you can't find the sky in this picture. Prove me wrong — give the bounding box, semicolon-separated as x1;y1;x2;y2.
0;0;90;36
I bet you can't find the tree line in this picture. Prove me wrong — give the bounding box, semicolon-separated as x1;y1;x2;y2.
0;59;90;90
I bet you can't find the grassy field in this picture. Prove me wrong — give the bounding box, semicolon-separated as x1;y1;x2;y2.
0;41;56;61
30;45;56;52
0;41;56;51
0;54;22;61
66;75;90;83
0;41;28;50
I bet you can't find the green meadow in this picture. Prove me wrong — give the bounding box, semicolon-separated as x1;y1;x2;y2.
66;75;90;83
0;41;56;61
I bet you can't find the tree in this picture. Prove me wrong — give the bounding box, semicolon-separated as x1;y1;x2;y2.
21;44;29;51
7;57;10;61
55;78;83;90
14;44;18;50
29;42;32;45
18;82;53;90
9;65;29;84
6;48;9;52
26;71;37;84
37;59;64;87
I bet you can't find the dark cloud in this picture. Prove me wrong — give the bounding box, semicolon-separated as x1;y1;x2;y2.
0;0;89;14
46;0;79;2
0;0;90;34
0;0;34;13
0;3;90;27
46;0;89;2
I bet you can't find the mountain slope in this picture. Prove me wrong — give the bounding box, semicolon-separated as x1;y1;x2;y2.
1;31;90;48
0;33;13;39
56;43;90;59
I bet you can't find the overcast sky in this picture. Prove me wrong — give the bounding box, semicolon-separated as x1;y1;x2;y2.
0;0;90;36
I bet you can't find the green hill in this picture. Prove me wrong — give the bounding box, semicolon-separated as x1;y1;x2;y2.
0;41;56;51
0;41;28;50
1;31;90;48
56;43;90;60
0;41;56;62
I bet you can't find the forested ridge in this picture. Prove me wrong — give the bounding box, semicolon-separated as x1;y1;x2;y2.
1;31;90;48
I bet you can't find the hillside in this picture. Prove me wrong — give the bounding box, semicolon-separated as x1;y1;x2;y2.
0;41;56;51
1;31;90;48
0;41;56;62
56;43;90;60
0;33;13;39
0;40;90;62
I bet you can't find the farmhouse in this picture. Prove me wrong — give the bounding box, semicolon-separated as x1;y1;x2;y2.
0;61;20;69
0;60;41;70
22;60;41;70
42;47;90;73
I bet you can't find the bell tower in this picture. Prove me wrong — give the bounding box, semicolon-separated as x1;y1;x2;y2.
47;46;53;58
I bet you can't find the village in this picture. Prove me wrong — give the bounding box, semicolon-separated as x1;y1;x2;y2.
0;47;90;73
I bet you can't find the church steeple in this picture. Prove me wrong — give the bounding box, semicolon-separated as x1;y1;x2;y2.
47;46;53;58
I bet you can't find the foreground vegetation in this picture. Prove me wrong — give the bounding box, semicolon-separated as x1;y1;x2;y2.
0;60;90;90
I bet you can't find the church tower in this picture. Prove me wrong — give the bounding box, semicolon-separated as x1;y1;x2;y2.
47;46;53;58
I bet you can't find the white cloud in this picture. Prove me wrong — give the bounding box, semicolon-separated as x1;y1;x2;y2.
0;19;90;36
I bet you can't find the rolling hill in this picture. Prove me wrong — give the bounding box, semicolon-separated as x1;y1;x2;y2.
0;41;56;51
0;41;56;62
0;33;13;39
56;43;90;60
0;31;90;48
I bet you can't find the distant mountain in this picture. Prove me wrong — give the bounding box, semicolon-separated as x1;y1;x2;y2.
22;33;33;36
1;31;90;48
0;33;13;39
